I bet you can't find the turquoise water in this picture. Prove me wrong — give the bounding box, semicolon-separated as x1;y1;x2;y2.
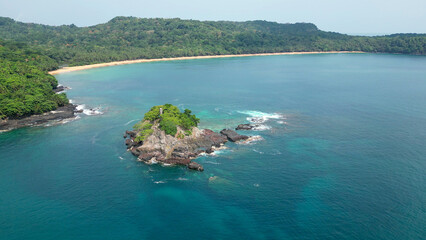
1;54;425;239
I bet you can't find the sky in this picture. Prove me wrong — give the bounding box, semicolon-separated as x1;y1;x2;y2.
0;0;425;34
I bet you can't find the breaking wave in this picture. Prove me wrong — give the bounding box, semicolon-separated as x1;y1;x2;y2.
237;110;285;130
237;135;264;145
76;104;104;116
237;110;283;123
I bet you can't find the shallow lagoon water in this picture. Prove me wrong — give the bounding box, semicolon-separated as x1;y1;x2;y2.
1;54;425;239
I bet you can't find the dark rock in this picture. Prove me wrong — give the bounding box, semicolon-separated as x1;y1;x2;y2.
163;158;191;165
0;104;77;132
202;129;228;146
123;127;229;171
196;150;205;155
53;85;66;93
126;130;136;138
138;151;164;162
220;129;249;142
236;123;256;130
188;161;204;171
125;139;135;149
130;147;140;156
123;132;127;138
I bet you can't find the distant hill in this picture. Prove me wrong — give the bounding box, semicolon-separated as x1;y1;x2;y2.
0;16;424;67
0;16;425;120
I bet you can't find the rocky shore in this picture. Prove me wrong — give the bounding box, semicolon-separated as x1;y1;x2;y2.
53;85;70;93
124;126;249;171
0;104;80;132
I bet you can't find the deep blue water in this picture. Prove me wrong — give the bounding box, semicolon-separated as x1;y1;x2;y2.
1;53;425;240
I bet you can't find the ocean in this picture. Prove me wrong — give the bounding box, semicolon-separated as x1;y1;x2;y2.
0;53;425;239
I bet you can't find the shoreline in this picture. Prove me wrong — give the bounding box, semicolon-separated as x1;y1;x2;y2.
49;51;363;75
0;104;79;132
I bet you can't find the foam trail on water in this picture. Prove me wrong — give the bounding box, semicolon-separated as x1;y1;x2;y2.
204;161;221;165
124;119;138;126
253;149;264;154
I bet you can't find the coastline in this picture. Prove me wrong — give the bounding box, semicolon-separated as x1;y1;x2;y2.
48;51;363;75
0;104;79;132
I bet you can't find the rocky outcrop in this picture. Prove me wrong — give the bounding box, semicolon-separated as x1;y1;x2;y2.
188;162;204;171
236;124;253;130
0;104;78;132
220;129;249;142
53;85;67;93
124;125;249;171
236;123;261;130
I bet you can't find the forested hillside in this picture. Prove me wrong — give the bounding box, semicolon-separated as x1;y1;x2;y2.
0;16;425;119
0;39;68;119
0;17;424;67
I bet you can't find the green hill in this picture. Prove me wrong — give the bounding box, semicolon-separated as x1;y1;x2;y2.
0;16;425;119
0;39;68;119
0;17;424;67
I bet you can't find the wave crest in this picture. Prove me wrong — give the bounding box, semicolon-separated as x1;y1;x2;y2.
76;104;104;116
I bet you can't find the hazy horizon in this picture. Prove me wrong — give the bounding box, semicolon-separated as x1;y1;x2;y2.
0;0;425;35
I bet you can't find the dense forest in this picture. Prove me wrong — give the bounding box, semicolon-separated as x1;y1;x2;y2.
0;39;68;119
0;16;425;119
0;16;425;67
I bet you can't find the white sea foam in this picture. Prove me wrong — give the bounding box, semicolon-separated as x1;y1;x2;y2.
238;110;283;123
44;115;80;126
154;181;165;184
237;110;284;131
237;135;264;145
253;149;264;154
76;104;103;116
148;158;158;165
124;119;138;126
60;115;80;124
252;125;271;131
212;145;228;151
208;152;219;156
176;177;188;181
118;156;124;160
203;161;221;165
270;150;282;155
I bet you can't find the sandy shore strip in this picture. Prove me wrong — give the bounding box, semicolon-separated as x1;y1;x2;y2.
49;51;363;75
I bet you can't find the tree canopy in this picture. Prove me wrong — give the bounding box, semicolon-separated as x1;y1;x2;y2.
0;16;424;119
0;17;424;68
133;104;200;141
0;39;67;119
